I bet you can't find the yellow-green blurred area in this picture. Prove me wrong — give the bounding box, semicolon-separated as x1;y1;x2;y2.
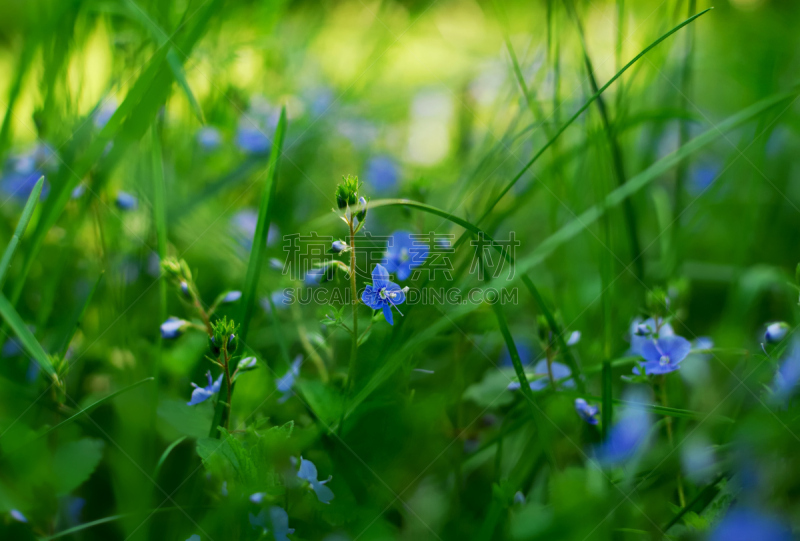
0;0;800;540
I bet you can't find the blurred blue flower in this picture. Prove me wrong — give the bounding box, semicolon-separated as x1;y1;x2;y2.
308;87;334;117
681;435;716;483
188;371;223;406
231;210;279;249
94;99;117;129
10;509;27;523
499;338;533;367
250;492;266;504
381;231;428;281
161;317;188;339
196;126;222;150
261;290;290;313
680;337;714;386
709;507;791;541
765;321;789;343
361;264;406;325
772;338;800;403
688;163;719;195
595;396;652;465
186;536;200;541
629;317;673;357
507;360;574;391
236;124;270;154
365;155;399;194
115;191;138;210
331;240;347;253
297;456;334;504
249;507;294;540
304;267;325;287
0;145;54;202
574;398;599;425
566;330;581;346
513;491;526;505
633;335;692;376
276;356;302;403
222;291;242;303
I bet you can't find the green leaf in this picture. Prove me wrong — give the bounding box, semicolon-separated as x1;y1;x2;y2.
0;293;55;377
51;438;104;495
239;107;287;343
154;436;186;478
0;176;43;289
158;398;214;439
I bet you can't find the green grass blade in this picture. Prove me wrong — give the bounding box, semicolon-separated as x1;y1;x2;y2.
601;360;612;440
39;514;126;540
476;8;713;225
512;88;797;277
59;272;104;359
490;301;555;467
0;293;55;377
154;436;186;478
238;107;287;343
0;176;44;289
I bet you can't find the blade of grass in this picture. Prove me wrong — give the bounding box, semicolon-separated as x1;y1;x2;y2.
0;293;55;378
490;300;555;468
154;436;186;478
475;8;713;226
238;107;287;344
59;272;104;359
0;176;44;289
566;0;644;279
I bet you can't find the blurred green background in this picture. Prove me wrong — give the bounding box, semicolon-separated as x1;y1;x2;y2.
0;0;799;539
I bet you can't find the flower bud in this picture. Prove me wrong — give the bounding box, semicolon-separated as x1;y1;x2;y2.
356;196;367;222
765;322;790;343
331;240;347;253
161;317;189;339
335;175;360;209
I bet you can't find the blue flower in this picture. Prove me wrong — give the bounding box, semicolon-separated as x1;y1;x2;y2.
331;240;347;253
709;507;791;541
381;232;428;281
513;491;526;505
566;330;581;346
250;492;266;504
765;321;789;343
187;536;200;541
297;456;334;504
10;509;27;523
365;155;399;193
681;435;716;483
361;264;406;325
629;317;673;357
222;291;242;303
236;124;270;154
276;356;302;403
772;338;800;403
261;290;290;313
0;146;52;202
507;360;574;391
115;191;138;210
249;507;294;540
499;339;533;367
689;163;719;195
161;317;189;339
633;335;692;375
574;398;599;425
304;267;325;287
595;393;652;465
231;210;279;249
187;371;223;406
196;126;222;150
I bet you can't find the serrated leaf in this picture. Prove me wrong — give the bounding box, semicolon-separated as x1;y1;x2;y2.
51;438;104;495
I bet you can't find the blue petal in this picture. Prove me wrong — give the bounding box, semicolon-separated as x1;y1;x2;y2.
188;386;214;406
710;507;791;541
311;480;335;504
222;291;242;303
361;285;382;309
268;506;295;541
297;457;318;482
383;304;394;325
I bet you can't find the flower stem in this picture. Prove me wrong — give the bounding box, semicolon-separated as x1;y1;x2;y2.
339;217;359;436
661;374;686;507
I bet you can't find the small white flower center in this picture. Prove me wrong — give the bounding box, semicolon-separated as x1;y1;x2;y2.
400;247;409;262
659;355;670;366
